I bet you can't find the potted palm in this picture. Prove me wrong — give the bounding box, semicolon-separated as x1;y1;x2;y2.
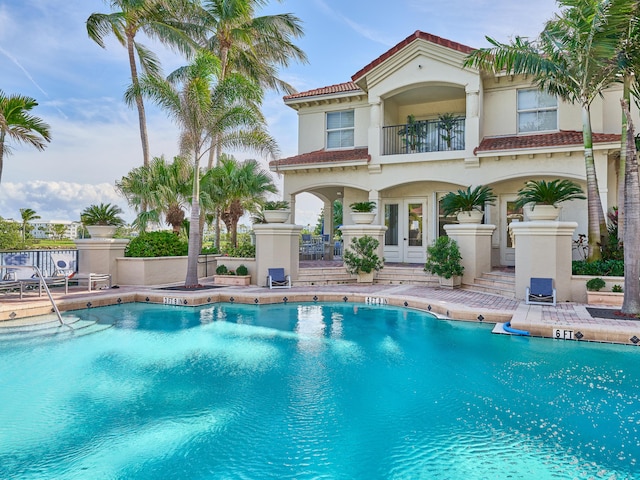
440;185;496;224
399;114;423;153
262;200;290;223
343;235;384;283
438;112;461;150
515;179;586;220
424;236;464;288
80;203;125;238
349;201;377;224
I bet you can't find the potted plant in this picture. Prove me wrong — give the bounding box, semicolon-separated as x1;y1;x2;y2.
585;277;623;306
214;263;251;286
440;185;496;224
343;235;384;283
80;203;125;238
424;236;464;288
262;200;290;223
399;114;423;153
438;113;461;149
515;179;586;221
349;201;377;224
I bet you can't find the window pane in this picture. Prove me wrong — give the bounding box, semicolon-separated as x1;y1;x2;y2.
340;110;354;128
506;201;524;248
517;89;538;110
385;204;398;246
340;129;354;147
327;131;341;148
538;110;557;130
518;112;539;132
408;203;422;247
327;112;341;129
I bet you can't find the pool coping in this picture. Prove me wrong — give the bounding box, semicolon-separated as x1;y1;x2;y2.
2;283;640;347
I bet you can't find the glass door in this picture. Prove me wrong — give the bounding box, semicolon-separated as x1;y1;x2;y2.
405;201;426;263
500;196;523;266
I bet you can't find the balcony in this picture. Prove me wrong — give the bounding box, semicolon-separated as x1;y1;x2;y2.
382;117;465;155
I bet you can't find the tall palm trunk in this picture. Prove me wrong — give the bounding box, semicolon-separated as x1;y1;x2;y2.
185;155;201;287
621;100;640;314
582;104;606;261
0;131;5;184
127;32;150;168
618;75;631;238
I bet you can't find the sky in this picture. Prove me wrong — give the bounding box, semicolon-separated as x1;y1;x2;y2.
0;0;559;227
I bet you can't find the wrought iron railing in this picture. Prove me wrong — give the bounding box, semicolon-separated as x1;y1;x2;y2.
382;117;465;155
0;249;78;277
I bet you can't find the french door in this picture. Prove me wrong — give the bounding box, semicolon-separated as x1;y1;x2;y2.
500;196;524;266
383;199;426;263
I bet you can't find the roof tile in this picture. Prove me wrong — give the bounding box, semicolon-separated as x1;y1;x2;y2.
284;82;362;101
475;130;621;154
271;148;370;168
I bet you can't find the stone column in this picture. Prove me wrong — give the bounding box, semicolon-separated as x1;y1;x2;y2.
74;238;129;285
323;199;334;260
254;223;303;287
368;189;381;224
444;224;496;285
368;97;381;158
339;224;388;277
510;221;577;301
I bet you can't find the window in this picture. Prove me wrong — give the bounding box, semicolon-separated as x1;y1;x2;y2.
327;110;354;148
517;89;557;133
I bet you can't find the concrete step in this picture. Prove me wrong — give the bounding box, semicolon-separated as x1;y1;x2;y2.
462;270;516;298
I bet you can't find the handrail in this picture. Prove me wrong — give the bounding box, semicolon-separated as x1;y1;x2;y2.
1;264;64;325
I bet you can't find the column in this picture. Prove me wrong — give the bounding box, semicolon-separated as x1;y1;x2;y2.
368;189;381;224
368;97;381;158
254;223;303;287
74;238;129;285
444;224;496;285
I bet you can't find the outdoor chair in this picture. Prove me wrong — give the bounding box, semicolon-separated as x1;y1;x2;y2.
525;277;556;306
267;268;291;289
1;253;68;298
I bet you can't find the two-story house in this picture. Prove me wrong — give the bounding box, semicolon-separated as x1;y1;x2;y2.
270;31;626;267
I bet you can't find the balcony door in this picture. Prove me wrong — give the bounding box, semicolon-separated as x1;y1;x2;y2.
500;196;524;266
383;199;426;263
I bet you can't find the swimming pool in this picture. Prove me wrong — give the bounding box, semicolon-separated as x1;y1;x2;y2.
0;302;638;479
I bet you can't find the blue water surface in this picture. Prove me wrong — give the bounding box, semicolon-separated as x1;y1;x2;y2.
0;302;639;479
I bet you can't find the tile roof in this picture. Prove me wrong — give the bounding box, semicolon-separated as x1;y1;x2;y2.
270;148;370;168
283;82;362;101
475;130;621;154
352;30;475;82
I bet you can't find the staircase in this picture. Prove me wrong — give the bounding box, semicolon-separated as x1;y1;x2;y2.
296;267;355;286
295;265;437;286
0;313;115;345
462;270;516;298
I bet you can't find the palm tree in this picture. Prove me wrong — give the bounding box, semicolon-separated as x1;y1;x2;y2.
117;155;192;232
86;0;199;167
19;208;40;243
203;154;277;247
0;90;51;184
464;0;630;261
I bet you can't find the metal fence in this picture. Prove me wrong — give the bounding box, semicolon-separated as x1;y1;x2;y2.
382;117;465;155
0;249;78;277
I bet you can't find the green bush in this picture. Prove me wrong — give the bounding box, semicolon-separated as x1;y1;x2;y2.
612;284;623;293
201;245;219;254
572;260;624;277
586;277;606;292
125;231;188;257
216;264;228;275
236;264;249;276
222;243;255;258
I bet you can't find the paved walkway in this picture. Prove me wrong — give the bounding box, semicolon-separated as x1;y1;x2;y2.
1;281;639;346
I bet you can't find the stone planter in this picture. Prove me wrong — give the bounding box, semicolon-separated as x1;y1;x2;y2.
456;210;484;224
438;275;462;289
86;225;117;238
587;291;624;307
263;210;291;223
356;271;374;284
524;205;560;221
214;275;251;286
351;212;376;224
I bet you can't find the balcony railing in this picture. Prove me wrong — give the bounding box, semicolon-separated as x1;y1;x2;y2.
382;117;465;155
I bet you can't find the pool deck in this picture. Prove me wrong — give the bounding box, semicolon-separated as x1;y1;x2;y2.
1;281;639;346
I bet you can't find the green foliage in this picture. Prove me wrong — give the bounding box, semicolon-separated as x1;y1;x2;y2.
0;218;23;249
424;236;464;279
201;245;219;254
440;185;497;216
222;242;255;258
263;200;289;210
81;203;125;226
515;179;586;209
343;235;384;274
601;207;623;261
236;264;249;276
612;284;623;293
125;231;188;257
349;201;376;212
572;260;624;277
438;112;461;147
586;277;606;292
216;264;228;275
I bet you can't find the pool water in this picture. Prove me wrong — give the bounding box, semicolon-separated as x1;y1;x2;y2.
0;302;639;479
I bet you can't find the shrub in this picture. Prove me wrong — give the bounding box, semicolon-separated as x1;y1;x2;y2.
125;231;188;257
572;260;624;277
216;264;228;275
236;264;249;276
612;284;623;293
201;245;219;254
424;236;464;279
586;277;606;292
343;235;384;274
222;243;255;258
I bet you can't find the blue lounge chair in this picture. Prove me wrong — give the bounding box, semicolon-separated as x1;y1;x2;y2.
526;277;556;306
267;268;291;289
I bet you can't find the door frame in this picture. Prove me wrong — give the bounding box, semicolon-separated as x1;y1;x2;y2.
382;198;427;263
500;195;523;266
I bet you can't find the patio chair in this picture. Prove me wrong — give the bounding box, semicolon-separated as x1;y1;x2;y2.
50;252;77;278
2;253;69;298
525;277;556;306
267;268;291;289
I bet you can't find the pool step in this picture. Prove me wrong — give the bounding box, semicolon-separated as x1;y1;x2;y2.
0;315;114;343
462;271;516;298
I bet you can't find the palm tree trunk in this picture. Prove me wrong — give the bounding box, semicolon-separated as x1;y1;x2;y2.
582;104;606;261
621;100;640;314
618;75;631;238
127;33;150;168
185;156;201;287
0;131;5;184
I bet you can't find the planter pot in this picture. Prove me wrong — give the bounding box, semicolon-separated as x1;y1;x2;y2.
587;291;624;307
456;210;484;224
356;271;375;284
438;275;462;289
524;205;560;221
263;210;291;223
214;275;251;286
86;225;117;238
351;212;376;224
